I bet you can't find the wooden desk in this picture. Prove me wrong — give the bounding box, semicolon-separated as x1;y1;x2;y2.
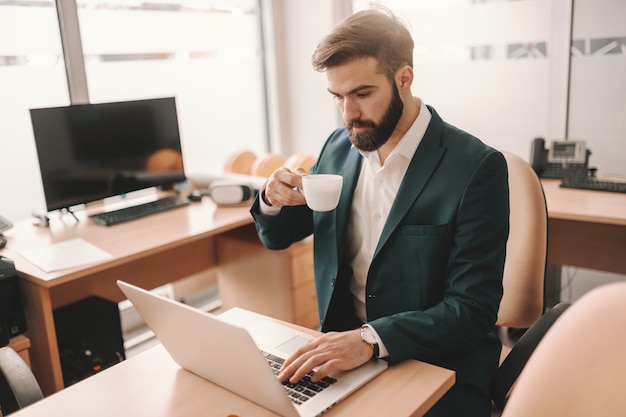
542;179;626;274
8;309;455;417
0;194;255;396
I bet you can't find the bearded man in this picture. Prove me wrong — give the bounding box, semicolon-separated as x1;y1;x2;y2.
251;8;510;417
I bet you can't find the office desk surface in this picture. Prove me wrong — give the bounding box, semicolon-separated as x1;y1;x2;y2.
10;309;455;417
0;193;254;288
541;179;626;226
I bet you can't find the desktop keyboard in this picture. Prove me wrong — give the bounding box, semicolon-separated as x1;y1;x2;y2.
89;195;190;226
560;177;626;194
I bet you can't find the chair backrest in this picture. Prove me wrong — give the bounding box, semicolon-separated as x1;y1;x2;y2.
501;282;626;416
284;154;316;175
0;347;43;415
250;153;287;177
222;149;258;175
497;152;547;328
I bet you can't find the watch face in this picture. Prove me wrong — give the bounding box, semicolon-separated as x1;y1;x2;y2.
361;326;376;344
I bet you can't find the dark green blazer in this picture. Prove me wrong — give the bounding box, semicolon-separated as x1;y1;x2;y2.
251;106;509;413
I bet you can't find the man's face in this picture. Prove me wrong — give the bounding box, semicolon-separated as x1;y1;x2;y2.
326;57;404;152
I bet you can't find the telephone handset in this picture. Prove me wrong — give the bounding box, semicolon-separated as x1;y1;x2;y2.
0;215;13;249
530;138;591;179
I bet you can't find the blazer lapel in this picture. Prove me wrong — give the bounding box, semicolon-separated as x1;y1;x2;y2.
374;109;446;258
335;146;362;249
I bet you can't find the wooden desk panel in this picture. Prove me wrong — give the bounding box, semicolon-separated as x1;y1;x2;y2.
216;225;319;329
548;217;626;274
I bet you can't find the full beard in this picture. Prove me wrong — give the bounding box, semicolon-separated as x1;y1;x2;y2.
347;84;404;152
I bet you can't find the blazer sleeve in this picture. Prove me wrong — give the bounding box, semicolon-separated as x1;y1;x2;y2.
250;196;313;251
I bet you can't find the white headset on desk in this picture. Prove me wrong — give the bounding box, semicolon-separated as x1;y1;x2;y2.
188;180;257;206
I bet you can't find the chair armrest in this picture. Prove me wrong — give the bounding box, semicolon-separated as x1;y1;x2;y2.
0;347;43;414
491;302;571;410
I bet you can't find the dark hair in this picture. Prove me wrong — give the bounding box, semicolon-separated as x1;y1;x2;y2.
311;7;414;81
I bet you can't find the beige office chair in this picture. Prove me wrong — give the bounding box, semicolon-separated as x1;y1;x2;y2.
501;282;626;416
145;149;184;172
250;153;287;177
0;347;43;415
222;149;258;175
497;152;547;332
490;152;569;412
284;153;316;175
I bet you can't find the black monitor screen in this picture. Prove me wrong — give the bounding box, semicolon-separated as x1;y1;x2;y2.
30;97;186;212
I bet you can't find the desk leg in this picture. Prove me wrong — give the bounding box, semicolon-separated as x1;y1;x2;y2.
544;264;562;309
19;279;64;396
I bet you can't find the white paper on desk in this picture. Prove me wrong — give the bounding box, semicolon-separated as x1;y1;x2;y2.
19;238;113;273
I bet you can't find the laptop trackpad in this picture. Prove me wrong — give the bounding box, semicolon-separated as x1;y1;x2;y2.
275;335;309;356
245;319;314;357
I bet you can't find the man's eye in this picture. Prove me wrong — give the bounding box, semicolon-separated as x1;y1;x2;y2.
356;92;370;98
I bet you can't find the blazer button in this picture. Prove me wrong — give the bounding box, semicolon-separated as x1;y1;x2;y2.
331;279;336;287
367;293;376;299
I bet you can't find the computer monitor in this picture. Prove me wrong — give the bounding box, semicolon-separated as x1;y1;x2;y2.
30;97;186;212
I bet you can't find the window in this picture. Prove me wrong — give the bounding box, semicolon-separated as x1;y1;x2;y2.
77;0;268;179
0;0;268;221
0;0;69;221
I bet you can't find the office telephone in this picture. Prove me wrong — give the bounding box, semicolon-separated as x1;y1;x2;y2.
0;215;12;249
530;138;591;179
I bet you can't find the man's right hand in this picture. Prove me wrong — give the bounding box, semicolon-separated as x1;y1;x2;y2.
262;167;307;208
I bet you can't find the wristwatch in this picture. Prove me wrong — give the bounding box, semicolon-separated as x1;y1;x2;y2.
360;325;380;359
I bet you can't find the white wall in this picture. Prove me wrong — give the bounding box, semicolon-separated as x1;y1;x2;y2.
263;0;339;157
567;0;626;178
277;0;624;180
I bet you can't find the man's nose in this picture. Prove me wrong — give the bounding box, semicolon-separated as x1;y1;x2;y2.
341;97;360;122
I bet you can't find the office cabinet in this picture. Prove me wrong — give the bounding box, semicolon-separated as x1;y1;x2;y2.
216;226;319;329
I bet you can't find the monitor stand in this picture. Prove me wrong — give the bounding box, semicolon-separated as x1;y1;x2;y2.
32;212;50;228
61;208;80;223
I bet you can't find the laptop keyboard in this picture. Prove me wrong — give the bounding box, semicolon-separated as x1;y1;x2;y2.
263;352;337;405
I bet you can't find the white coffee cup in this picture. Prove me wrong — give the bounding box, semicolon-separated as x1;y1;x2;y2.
301;174;343;212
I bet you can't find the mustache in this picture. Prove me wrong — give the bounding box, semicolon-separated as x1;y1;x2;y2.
347;119;376;130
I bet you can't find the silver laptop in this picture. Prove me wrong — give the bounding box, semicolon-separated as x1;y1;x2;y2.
117;280;387;417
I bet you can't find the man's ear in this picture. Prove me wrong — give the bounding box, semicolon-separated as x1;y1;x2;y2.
396;65;413;90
